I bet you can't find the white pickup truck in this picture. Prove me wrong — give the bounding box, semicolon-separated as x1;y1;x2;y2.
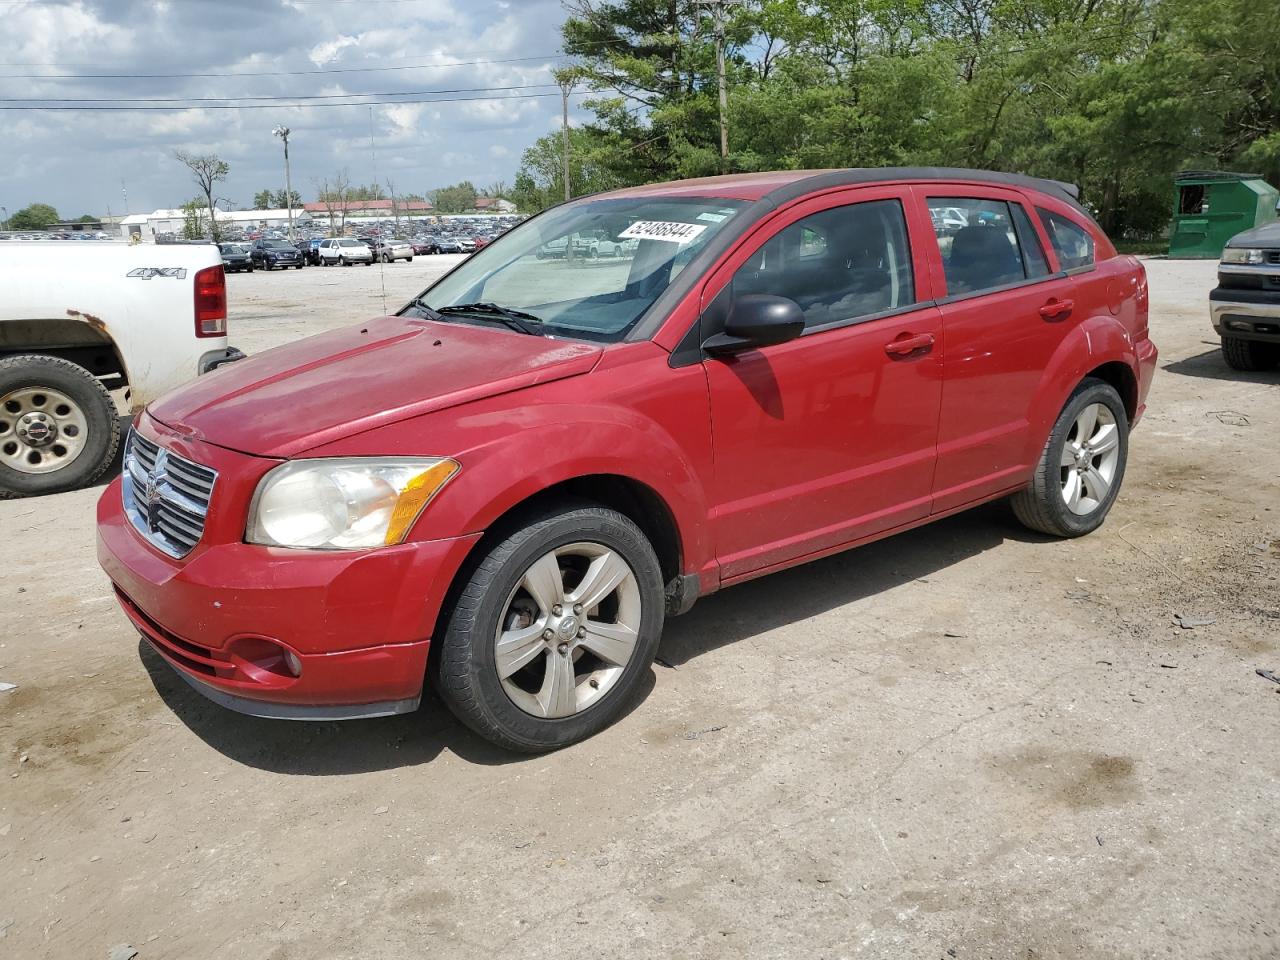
0;242;242;497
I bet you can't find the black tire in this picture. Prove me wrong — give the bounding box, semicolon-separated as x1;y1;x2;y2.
295;264;303;271
406;256;413;263
1221;336;1280;371
436;501;665;753
0;355;120;499
339;257;348;267
1011;378;1129;538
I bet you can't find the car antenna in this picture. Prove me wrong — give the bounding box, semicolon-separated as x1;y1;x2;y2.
369;105;389;317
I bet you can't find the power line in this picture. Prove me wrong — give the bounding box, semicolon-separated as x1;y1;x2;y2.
0;83;559;104
0;89;605;111
0;42;630;79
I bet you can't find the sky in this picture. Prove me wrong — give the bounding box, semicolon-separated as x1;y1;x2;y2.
0;0;578;219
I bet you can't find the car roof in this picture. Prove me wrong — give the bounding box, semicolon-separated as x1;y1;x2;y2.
599;166;1086;216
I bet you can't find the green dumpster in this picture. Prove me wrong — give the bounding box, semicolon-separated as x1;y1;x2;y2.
1168;170;1279;258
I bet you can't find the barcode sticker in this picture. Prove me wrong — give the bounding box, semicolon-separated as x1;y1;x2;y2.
619;221;708;244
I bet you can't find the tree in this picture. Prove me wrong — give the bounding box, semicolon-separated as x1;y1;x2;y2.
315;170;352;235
8;203;59;231
175;151;228;241
519;0;1280;240
75;214;98;223
429;181;479;214
253;189;274;210
180;198;208;240
273;189;303;209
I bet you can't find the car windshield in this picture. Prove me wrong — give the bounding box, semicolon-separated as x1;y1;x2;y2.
404;196;747;342
338;239;362;247
263;241;293;250
219;244;244;254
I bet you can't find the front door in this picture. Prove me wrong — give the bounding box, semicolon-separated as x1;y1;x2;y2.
700;187;944;581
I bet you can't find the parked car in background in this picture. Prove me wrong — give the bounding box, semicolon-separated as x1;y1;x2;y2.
317;238;374;266
434;237;466;255
2;242;240;497
250;239;304;271
371;239;414;263
96;167;1155;753
218;243;253;274
410;238;439;256
1210;221;1280;370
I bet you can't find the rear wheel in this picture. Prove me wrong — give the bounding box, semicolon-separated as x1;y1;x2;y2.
0;355;120;499
1011;378;1128;538
1221;336;1280;371
339;256;348;267
436;502;664;752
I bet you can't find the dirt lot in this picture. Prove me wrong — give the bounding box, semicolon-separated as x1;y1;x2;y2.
1;257;1277;960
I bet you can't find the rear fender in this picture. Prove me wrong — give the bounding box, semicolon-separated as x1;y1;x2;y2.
1025;314;1139;462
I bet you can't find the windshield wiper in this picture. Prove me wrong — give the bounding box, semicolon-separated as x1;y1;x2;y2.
437;302;545;336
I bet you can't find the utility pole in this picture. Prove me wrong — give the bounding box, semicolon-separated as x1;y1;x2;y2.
696;0;742;170
559;77;573;203
273;125;295;241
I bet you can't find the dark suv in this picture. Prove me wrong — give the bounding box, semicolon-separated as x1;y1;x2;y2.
250;239;304;271
1211;222;1280;370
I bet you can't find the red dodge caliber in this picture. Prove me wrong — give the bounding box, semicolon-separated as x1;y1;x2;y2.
97;168;1157;752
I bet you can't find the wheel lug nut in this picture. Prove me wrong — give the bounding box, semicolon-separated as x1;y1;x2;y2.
552;604;563;616
557;642;569;655
589;678;599;689
578;628;586;638
573;604;583;615
543;629;554;640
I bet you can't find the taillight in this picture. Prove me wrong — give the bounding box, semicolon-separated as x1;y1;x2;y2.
194;265;227;338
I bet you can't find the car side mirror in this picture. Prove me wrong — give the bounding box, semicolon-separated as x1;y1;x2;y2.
702;294;805;356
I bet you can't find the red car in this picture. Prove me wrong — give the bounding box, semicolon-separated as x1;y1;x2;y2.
97;168;1156;752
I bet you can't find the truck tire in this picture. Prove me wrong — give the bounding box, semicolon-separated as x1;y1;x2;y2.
1010;378;1128;538
0;355;121;499
436;501;664;752
1221;336;1280;371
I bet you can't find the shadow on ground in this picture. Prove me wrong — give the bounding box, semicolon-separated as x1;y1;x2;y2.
1162;346;1280;385
143;501;1035;775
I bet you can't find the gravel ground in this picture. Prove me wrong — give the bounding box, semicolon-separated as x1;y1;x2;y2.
1;257;1277;960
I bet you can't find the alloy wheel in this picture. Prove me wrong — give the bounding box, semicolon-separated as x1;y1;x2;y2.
1060;402;1120;515
494;542;642;719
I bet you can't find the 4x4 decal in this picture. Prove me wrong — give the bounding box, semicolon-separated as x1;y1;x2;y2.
126;267;188;280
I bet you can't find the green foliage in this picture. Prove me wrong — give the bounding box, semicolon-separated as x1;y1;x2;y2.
520;0;1280;234
174;151;228;240
180;198;208;240
253;189;274;210
8;203;59;230
75;214;98;223
430;182;480;214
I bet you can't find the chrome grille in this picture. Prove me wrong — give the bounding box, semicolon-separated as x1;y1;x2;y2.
121;431;217;558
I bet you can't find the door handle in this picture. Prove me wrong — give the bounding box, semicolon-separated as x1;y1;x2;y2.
884;332;935;357
1039;298;1074;320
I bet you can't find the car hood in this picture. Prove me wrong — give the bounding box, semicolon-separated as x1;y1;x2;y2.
148;316;603;458
1228;221;1280;248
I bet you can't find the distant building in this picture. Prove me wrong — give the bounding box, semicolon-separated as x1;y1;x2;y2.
117;207;312;241
472;197;517;214
302;198;434;223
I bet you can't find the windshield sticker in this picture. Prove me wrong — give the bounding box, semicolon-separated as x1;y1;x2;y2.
696;212;727;223
619;220;708;244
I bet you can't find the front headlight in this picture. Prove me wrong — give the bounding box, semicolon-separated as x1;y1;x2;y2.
1222;247;1264;265
246;458;459;550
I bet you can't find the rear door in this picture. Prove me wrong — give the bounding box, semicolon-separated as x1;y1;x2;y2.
700;186;944;580
915;186;1077;513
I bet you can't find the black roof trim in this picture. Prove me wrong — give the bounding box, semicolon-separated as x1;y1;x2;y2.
762;166;1087;216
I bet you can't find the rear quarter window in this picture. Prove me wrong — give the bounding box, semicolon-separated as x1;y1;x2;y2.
1037;208;1095;271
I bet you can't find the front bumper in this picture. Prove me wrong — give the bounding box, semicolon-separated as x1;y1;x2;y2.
95;418;481;719
1210;288;1280;342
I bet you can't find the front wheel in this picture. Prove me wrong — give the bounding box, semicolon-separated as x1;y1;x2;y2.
1011;378;1128;538
406;256;413;262
436;502;665;752
339;257;348;267
0;355;120;499
1222;336;1280;371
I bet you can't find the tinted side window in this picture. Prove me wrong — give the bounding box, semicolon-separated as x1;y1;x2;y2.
927;198;1030;296
1037;208;1095;270
1010;203;1050;278
730;199;915;330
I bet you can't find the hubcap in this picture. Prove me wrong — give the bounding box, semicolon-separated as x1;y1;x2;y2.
494;542;642;719
1059;402;1120;516
0;387;89;475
